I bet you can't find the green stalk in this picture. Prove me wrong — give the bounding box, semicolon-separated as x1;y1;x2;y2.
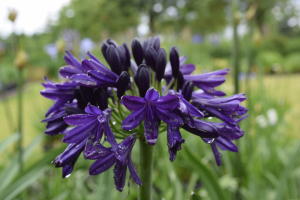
17;69;23;172
174;78;178;91
162;78;175;95
117;99;124;120
152;69;155;87
138;137;154;200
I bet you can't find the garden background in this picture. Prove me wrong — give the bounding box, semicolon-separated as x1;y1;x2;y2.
0;0;300;199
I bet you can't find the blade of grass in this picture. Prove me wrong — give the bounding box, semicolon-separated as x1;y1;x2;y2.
183;147;228;200
274;142;300;200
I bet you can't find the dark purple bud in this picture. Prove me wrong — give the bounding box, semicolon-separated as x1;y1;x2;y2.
145;46;157;70
155;48;167;82
135;64;149;97
122;43;131;71
177;71;184;91
131;38;144;66
94;88;108;110
101;42;109;60
80;86;97;106
106;45;122;75
182;81;193;101
106;38;118;47
151;36;160;52
116;45;126;67
74;88;86;110
65;106;85;115
170;46;180;78
143;37;153;55
116;71;130;99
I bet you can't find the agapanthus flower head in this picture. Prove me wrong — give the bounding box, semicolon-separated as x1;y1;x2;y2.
41;36;247;193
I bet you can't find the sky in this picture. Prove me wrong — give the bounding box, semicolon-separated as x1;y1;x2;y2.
0;0;71;38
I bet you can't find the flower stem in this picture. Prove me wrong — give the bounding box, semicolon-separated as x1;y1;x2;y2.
163;78;175;95
139;137;154;200
17;69;23;172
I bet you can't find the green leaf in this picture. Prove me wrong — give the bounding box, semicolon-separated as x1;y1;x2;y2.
0;134;44;192
52;192;69;200
0;133;19;154
0;166;47;200
183;147;228;200
274;142;300;200
0;144;66;200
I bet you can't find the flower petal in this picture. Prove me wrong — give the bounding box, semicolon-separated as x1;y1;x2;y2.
216;136;238;152
59;66;83;79
211;142;221;166
154;107;183;127
182;98;203;118
62;119;97;143
122;95;146;111
88;70;118;87
70;74;97;87
64;114;96;126
128;154;142;185
144;105;159;145
154;95;179;110
89;153;116;175
180;64;195;75
104;124;117;152
122;106;146;131
144;87;159;101
85;104;103;115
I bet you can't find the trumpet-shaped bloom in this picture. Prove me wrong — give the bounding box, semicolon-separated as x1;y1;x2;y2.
88;134;142;192
122;87;183;145
192;93;247;126
63;104;117;151
184;69;229;96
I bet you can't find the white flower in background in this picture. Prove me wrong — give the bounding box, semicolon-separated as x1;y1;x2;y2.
256;115;268;128
267;108;278;126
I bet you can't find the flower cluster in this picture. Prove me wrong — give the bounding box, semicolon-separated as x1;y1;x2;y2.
41;36;247;191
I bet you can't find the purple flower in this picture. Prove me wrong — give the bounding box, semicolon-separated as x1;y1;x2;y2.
88;134;142;192
60;51;102;79
52;137;87;178
164;55;195;83
205;115;248;166
122;87;183;145
167;126;185;162
191;93;247;126
41;102;84;136
184;69;229;96
40;76;77;117
63;104;117;151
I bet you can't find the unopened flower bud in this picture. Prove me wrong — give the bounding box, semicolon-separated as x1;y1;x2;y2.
106;38;118;47
101;42;109;61
177;71;184;91
170;46;180;78
80;86;97;106
131;38;144;66
116;71;130;99
135;64;149;97
143;37;152;55
182;81;193;101
14;49;28;70
106;45;122;75
145;46;157;70
155;48;166;82
8;9;17;22
122;43;131;71
116;45;126;67
94;88;108;110
151;36;160;52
